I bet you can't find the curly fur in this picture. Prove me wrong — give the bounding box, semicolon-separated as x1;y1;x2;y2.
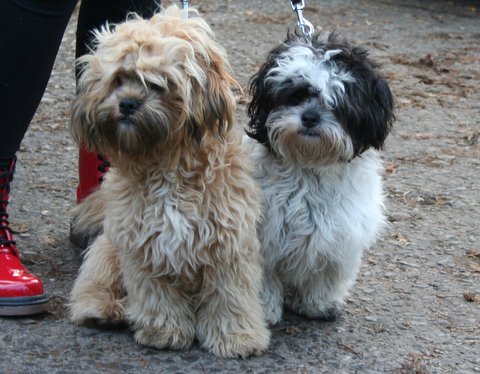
246;33;395;325
69;5;269;358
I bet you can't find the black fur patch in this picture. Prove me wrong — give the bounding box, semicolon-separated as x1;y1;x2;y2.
246;32;395;157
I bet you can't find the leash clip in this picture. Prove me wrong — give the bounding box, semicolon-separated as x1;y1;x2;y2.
180;0;189;19
290;0;314;43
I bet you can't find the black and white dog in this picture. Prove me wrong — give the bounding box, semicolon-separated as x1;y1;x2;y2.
246;33;395;325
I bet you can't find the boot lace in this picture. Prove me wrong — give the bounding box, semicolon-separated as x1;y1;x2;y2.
0;158;16;249
97;153;110;183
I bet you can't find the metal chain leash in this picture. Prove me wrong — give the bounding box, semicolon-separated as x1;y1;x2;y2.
178;1;314;38
180;0;189;19
290;0;314;43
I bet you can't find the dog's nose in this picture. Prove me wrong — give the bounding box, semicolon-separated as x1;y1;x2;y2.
119;98;140;116
301;110;320;128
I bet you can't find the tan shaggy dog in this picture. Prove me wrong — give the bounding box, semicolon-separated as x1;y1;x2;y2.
68;5;270;358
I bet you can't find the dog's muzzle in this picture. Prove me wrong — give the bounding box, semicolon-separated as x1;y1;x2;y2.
119;98;141;116
301;109;320;129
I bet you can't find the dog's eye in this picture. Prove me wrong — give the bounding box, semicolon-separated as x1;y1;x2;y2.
149;83;166;94
286;88;310;106
113;76;125;88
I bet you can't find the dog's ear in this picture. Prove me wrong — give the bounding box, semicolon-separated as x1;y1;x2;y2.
70;88;102;153
341;69;395;155
184;48;237;143
246;33;297;150
246;64;272;149
333;46;395;155
246;39;293;151
202;54;237;141
70;52;104;152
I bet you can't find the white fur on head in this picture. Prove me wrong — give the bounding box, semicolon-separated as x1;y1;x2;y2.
265;101;355;166
247;33;395;160
265;46;354;109
257;43;357;166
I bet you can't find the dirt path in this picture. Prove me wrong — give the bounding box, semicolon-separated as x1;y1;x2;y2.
2;1;479;372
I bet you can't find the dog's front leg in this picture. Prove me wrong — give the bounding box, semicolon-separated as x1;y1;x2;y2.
70;188;106;249
261;269;284;326
196;257;271;358
69;234;126;326
290;264;349;321
123;269;195;351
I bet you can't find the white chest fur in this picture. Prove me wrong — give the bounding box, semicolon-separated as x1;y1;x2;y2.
253;145;386;276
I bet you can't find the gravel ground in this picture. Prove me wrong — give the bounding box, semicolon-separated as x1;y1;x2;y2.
1;0;479;373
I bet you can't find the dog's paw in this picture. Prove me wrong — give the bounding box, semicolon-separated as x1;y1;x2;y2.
311;304;342;322
70;297;126;327
260;278;283;326
203;326;271;359
134;322;194;351
290;297;342;321
263;300;283;326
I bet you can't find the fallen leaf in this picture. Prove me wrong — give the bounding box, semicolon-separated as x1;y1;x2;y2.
285;326;302;335
463;293;480;303
415;133;431;140
9;222;30;234
466;262;480;273
385;163;398;173
466;251;480;259
337;342;360;356
393;233;409;243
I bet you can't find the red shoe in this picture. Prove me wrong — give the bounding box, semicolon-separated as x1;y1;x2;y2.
76;147;110;204
69;148;110;249
0;156;49;316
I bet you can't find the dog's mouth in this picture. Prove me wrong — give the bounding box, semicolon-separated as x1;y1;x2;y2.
119;117;135;128
297;128;320;138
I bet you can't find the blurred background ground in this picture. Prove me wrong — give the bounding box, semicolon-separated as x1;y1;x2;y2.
1;0;479;373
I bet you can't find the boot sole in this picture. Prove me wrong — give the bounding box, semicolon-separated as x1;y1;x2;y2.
0;295;49;316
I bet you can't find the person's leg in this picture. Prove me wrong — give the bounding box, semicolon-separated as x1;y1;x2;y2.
0;0;79;158
0;0;78;316
72;0;158;249
75;0;158;64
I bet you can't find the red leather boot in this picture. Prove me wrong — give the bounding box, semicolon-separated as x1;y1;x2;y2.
69;148;110;249
0;156;49;316
76;147;110;204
